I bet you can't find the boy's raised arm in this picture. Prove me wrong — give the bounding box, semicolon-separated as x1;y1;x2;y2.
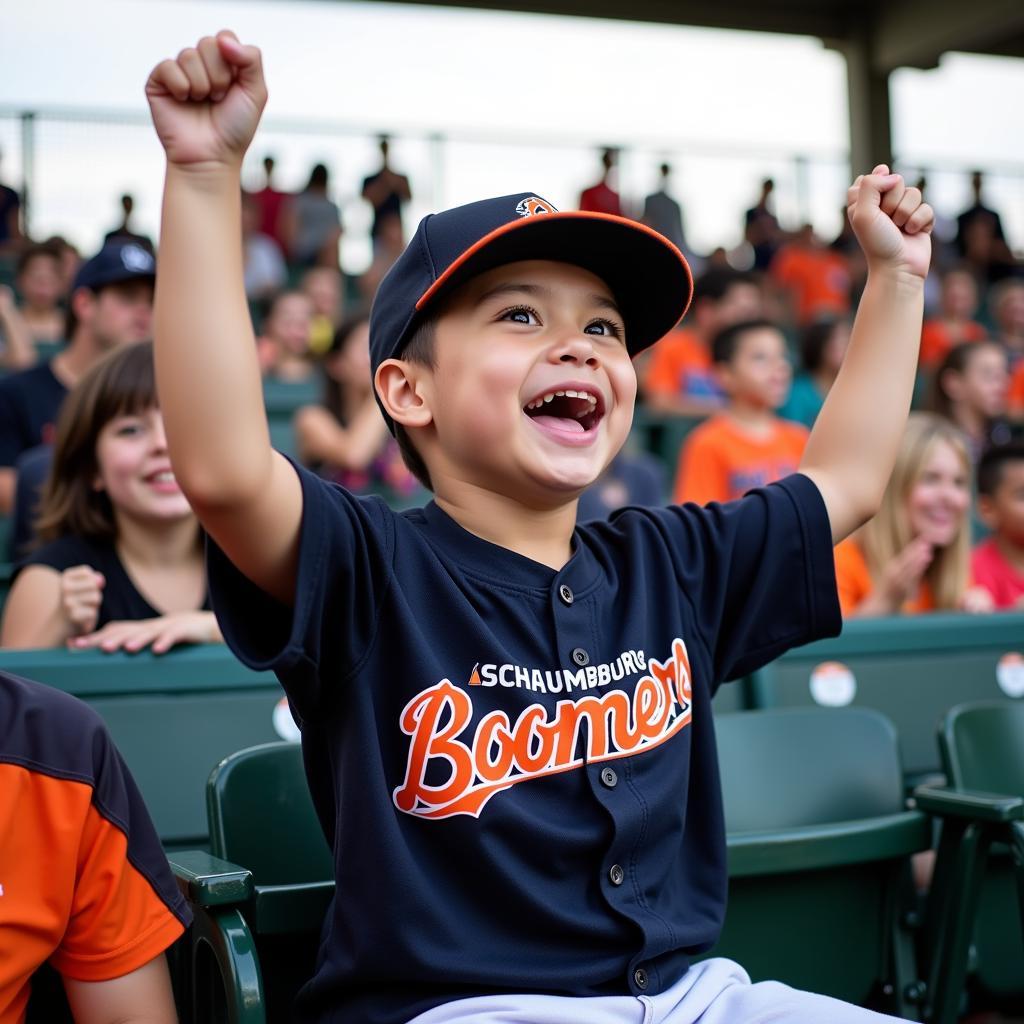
147;32;302;604
799;166;934;544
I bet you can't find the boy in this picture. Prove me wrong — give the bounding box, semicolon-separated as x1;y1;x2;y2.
642;267;762;417
672;319;808;505
972;443;1024;609
146;31;932;1024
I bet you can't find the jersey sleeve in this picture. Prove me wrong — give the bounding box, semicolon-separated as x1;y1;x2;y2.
50;729;189;981
205;461;395;718
660;473;841;683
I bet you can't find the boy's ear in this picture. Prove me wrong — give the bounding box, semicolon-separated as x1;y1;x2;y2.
375;358;434;429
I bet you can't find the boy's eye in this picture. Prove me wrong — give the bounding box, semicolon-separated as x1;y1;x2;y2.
114;422;143;437
584;318;625;341
498;305;541;326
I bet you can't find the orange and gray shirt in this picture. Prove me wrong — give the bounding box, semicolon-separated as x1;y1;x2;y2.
0;672;189;1023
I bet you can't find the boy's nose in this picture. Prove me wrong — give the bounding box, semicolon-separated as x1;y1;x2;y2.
554;334;601;369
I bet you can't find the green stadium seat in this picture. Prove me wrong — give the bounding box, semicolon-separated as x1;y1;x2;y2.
171;742;333;1022
705;707;933;1017
263;377;321;460
0;645;283;848
914;702;1024;1022
747;612;1024;784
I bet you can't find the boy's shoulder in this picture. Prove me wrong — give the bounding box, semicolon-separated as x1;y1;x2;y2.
0;670;109;778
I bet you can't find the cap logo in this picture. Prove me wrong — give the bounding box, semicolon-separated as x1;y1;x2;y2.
515;197;557;218
120;244;154;273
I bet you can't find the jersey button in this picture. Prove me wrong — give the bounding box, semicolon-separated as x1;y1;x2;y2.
558;584;574;606
571;647;589;667
634;967;649;989
609;863;624;886
600;767;618;788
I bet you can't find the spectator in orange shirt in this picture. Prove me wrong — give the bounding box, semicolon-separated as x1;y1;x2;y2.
769;223;851;325
643;268;762;418
972;443;1024;610
673;318;807;505
1010;359;1024;420
833;413;992;617
927;340;1011;464
918;266;987;370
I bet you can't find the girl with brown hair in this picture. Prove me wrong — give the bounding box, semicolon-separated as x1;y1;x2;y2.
0;341;221;651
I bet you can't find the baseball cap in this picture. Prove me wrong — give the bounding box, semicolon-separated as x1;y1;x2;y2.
369;192;692;406
72;240;156;293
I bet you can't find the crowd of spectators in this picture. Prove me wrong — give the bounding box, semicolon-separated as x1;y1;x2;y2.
0;146;1020;659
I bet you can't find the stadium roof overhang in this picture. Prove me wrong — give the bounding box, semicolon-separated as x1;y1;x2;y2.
346;0;1024;171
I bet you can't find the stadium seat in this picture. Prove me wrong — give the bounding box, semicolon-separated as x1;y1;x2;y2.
171;742;333;1023
914;702;1024;1023
706;707;933;1018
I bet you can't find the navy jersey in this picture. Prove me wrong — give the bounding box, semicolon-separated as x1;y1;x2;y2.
208;464;840;1024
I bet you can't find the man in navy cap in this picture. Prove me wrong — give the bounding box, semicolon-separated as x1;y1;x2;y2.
0;239;155;514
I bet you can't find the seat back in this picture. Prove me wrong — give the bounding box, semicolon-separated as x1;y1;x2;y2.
708;707;922;1012
941;701;1024;798
716;706;905;831
207;741;333;886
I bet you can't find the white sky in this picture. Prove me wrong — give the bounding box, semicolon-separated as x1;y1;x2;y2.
1;0;1022;270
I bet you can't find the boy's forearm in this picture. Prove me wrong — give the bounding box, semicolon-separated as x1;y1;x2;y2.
154;165;272;504
800;267;924;540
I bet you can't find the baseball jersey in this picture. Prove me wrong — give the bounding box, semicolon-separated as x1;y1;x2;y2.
642;328;724;407
207;463;840;1024
0;672;189;1023
971;538;1024;610
832;538;935;616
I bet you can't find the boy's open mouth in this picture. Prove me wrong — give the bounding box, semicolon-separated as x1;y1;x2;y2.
523;386;605;435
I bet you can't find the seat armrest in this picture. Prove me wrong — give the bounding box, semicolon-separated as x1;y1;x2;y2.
727;811;931;877
169;850;254;907
913;786;1024;824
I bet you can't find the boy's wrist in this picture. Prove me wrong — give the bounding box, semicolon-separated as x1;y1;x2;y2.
165;160;244;193
863;262;926;294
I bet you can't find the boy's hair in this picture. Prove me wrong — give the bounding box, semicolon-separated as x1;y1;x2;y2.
692;267;756;308
391;317;437;491
710;317;781;365
977;442;1024;497
35;341;157;544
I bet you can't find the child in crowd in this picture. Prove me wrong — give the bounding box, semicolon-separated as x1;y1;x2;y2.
972;443;1024;609
673;318;808;504
641;268;761;417
778;316;851;428
256;288;316;381
147;31;933;1024
833;413;992;617
927;340;1012;463
989;277;1024;371
15;242;66;344
918;266;987;370
0;341;221;653
301;266;345;356
294;313;418;502
0;672;186;1022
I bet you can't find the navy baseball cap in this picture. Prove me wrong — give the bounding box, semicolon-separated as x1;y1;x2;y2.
72;240;156;293
369;192;692;425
